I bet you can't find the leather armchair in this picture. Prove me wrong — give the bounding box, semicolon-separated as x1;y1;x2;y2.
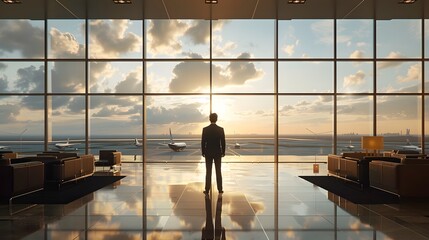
95;150;121;170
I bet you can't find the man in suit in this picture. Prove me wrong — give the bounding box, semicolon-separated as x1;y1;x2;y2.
201;113;226;195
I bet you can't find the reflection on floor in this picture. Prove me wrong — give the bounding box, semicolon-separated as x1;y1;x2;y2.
1;162;429;239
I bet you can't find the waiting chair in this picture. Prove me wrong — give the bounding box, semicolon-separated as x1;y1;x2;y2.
95;150;122;171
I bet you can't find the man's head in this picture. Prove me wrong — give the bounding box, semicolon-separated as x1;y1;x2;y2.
209;113;218;123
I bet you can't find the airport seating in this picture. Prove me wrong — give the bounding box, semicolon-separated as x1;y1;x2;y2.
95;150;122;171
328;152;380;187
0;158;44;203
369;158;429;197
13;153;95;189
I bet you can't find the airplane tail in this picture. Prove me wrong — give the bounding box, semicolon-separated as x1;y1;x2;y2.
134;138;139;145
169;128;174;143
67;138;70;144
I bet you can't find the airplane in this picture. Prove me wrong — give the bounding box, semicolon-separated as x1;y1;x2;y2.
134;138;143;147
0;145;10;150
166;128;187;152
398;139;422;152
342;140;355;151
54;138;79;150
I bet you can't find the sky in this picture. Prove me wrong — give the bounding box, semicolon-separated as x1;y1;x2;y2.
0;18;426;138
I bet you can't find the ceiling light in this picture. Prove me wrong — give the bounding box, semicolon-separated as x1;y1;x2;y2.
205;0;218;4
398;0;417;3
113;0;131;4
2;0;21;3
288;0;306;4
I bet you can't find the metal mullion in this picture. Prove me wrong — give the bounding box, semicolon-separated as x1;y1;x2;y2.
274;1;279;240
333;0;337;155
85;1;89;155
422;7;425;155
44;0;48;152
373;0;377;136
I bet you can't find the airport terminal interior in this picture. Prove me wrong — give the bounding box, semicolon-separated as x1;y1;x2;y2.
2;0;429;239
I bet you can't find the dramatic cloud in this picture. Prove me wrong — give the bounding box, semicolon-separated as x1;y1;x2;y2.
282;39;299;57
343;70;366;87
89;20;142;58
147;20;187;56
89;62;114;92
49;28;84;58
397;63;421;83
377;52;403;69
14;65;44;93
168;53;263;92
51;62;85;93
146;104;205;124
115;70;143;93
0;20;44;58
184;21;209;45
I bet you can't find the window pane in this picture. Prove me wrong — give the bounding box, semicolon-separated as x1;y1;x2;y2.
337;62;373;93
279;96;333;161
48;61;85;93
89;20;143;59
0;96;44;155
0;61;44;93
376;20;421;58
0;20;44;59
48;20;85;59
212;96;274;163
278;20;333;58
377;96;421;151
146;20;209;59
89;96;143;161
337;96;373;152
212;61;274;93
146;95;209;163
337;19;373;59
279;62;333;93
89;61;143;93
146;61;209;93
212;20;275;59
376;61;421;93
48;96;85;155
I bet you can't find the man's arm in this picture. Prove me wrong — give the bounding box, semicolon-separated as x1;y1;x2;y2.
221;128;226;157
201;128;206;157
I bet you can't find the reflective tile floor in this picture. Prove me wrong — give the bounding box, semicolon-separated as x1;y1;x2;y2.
1;162;429;239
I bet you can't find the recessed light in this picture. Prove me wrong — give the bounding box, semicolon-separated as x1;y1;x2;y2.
2;0;21;3
113;0;131;4
398;0;417;3
288;0;306;4
205;0;218;4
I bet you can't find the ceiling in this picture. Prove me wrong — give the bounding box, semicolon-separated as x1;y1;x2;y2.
0;0;427;20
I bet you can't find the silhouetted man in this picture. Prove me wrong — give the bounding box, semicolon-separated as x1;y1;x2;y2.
201;113;225;195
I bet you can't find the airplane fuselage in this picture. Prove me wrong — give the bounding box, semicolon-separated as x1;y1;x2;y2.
168;142;186;152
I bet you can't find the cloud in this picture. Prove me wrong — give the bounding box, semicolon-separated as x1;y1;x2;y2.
377;96;419;120
311;20;333;45
0;20;44;58
115;70;143;93
0;104;19;124
0;63;8;92
397;63;421;83
89;62;115;92
50;62;85;93
14;65;44;93
146;104;206;124
49;28;84;58
343;70;366;87
168;53;263;92
89;20;142;58
147;20;187;56
282;44;295;57
184;21;209;45
349;50;364;58
377;52;402;69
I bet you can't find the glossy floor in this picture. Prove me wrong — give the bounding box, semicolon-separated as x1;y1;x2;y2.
1;162;429;240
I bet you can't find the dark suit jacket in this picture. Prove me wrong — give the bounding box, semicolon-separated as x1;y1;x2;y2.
201;123;226;158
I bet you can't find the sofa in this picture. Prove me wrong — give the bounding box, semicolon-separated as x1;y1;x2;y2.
0;159;44;203
369;157;429;197
328;152;376;187
12;153;95;189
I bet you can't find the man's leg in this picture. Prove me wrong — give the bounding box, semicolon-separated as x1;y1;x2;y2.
205;157;213;192
214;157;223;193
